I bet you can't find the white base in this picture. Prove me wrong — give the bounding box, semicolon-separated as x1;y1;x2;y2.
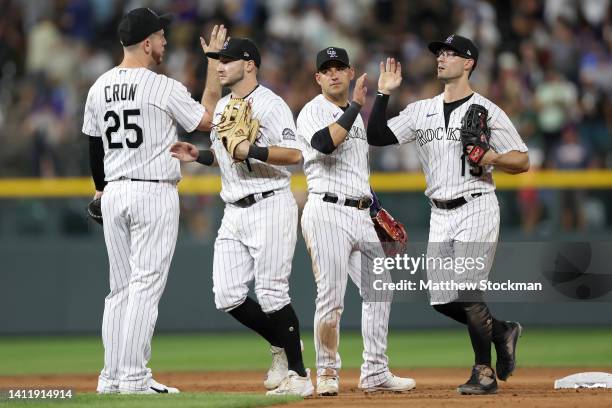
554;372;612;389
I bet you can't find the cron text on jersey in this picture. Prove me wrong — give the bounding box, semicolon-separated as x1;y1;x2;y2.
105;83;137;103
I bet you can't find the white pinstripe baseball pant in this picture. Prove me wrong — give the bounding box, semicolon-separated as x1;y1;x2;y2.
212;190;297;314
98;179;179;392
301;195;393;388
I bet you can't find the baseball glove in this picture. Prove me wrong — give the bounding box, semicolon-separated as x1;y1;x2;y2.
460;104;491;166
215;98;260;161
370;190;407;256
87;197;103;225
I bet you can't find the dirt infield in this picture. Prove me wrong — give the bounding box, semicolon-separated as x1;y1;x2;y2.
1;368;611;407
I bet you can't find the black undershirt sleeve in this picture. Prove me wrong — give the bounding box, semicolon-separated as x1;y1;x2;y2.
311;101;362;155
367;93;399;146
88;135;106;191
311;127;336;154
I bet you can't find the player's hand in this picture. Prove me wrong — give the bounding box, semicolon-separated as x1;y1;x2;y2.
378;57;402;95
233;140;250;161
94;191;103;200
201;24;227;55
170;141;199;162
352;73;368;106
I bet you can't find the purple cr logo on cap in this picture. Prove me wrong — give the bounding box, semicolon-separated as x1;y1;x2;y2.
327;48;337;58
445;35;454;44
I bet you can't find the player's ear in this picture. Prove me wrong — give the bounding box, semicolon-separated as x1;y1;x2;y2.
142;37;152;54
464;59;474;73
348;67;355;81
244;60;256;74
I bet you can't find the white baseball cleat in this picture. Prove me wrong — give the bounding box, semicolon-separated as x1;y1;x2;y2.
360;374;416;394
264;345;288;390
316;375;339;396
264;340;304;390
119;379;180;394
266;369;314;397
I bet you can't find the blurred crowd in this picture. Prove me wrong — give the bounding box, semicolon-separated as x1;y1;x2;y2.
0;0;611;234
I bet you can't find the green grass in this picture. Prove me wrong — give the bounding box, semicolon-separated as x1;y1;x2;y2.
1;329;611;376
0;392;299;408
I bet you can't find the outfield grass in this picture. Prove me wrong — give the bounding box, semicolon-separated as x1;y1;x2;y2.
1;329;611;376
0;393;299;408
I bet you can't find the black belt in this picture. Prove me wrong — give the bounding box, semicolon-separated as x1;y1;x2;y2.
432;193;482;210
118;177;159;183
233;190;275;208
322;193;373;210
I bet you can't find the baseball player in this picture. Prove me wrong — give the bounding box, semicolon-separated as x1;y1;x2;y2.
367;35;529;395
169;38;313;397
82;8;226;394
297;47;416;396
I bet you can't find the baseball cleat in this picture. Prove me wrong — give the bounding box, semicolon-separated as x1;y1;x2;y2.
457;364;498;395
119;379;180;394
494;321;522;381
316;372;339;396
360;373;416;394
266;369;314;397
264;345;288;390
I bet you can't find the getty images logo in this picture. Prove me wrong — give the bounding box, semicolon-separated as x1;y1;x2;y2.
542;242;612;300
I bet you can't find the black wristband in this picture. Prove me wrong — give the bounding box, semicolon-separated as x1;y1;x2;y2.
376;92;390;103
247;144;269;162
196;149;215;166
336;101;362;131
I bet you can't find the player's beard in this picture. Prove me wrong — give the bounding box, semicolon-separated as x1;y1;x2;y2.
222;69;245;87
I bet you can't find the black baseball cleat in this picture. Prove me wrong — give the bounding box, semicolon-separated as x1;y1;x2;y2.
457;364;498;395
494;321;523;381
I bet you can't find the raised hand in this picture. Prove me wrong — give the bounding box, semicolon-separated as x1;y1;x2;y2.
170;141;199;162
352;73;368;106
378;57;402;95
201;24;228;55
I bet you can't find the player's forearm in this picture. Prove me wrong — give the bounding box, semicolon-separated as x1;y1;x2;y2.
202;59;221;115
311;101;361;154
239;144;301;165
487;150;530;174
367;93;398;146
265;146;302;165
88;135;107;191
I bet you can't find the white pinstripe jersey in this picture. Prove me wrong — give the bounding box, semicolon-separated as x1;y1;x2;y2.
297;94;370;198
82;67;205;181
388;92;527;200
211;85;300;203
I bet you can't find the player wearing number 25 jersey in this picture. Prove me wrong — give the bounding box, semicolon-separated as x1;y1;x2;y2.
82;8;217;394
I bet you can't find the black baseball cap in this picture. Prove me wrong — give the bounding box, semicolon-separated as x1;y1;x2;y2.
118;8;172;47
428;34;479;63
206;38;261;68
316;47;350;71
